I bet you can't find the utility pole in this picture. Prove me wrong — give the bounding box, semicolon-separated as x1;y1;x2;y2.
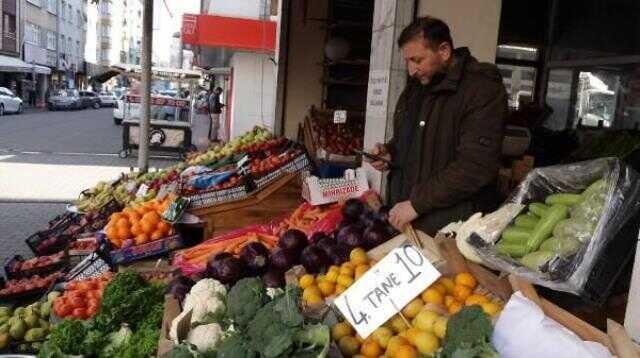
138;0;153;172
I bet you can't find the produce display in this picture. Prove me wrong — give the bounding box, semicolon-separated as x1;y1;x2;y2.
310;117;364;157
40;271;166;357
186;127;275;166
104;197;175;249
495;179;607;273
0;272;62;298
5;252;66;279
329;271;501;357
52;272;112;320
68;237;98;254
166;277;330;357
0;294;58;354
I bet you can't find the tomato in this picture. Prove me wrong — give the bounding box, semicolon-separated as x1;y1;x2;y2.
77;281;91;291
65;281;78;290
86;305;98;317
87;298;100;308
72;308;87;320
57;303;72;317
67;290;86;300
68;296;85;309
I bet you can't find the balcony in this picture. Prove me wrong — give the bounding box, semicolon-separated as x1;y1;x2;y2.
2;33;17;53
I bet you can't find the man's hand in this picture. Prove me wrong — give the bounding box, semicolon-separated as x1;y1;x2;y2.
364;143;391;171
388;200;419;231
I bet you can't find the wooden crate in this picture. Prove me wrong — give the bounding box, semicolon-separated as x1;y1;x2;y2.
187;173;303;240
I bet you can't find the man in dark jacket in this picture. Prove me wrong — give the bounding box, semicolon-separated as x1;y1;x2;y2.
368;17;507;235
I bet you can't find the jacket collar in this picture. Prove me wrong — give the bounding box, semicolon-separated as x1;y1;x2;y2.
428;47;471;93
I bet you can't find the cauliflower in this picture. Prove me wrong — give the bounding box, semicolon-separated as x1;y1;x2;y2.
186;323;224;352
183;294;226;324
189;278;227;299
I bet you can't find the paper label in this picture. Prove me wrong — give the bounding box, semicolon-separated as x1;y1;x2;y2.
334;243;441;338
136;184;149;198
334;110;347;124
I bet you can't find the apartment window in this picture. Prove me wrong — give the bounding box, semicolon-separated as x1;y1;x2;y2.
60;1;65;20
24;23;41;46
3;13;16;37
47;0;56;13
59;34;65;53
46;31;56;50
26;0;42;7
67;38;72;55
77;10;81;27
100;49;109;61
68;5;72;23
76;40;80;58
101;24;111;37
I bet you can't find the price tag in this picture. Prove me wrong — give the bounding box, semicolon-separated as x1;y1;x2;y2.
334;243;441;338
136;184;149;198
157;181;178;200
333;110;347;124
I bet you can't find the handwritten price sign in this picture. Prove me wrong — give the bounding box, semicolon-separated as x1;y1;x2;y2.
334;244;441;338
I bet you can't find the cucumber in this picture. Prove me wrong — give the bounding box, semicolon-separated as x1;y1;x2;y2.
496;242;528;258
521;251;556;271
539;237;582;257
545;193;583;206
525;204;569;253
501;226;531;244
529;202;550;217
514;214;539;229
582;179;606;199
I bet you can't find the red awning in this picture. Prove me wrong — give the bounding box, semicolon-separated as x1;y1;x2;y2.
182;14;276;53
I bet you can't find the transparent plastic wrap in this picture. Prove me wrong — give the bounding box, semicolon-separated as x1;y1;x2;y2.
470;158;640;295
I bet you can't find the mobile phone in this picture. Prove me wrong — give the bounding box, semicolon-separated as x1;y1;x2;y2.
352;149;393;165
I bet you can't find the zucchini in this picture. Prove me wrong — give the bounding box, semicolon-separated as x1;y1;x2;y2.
514;214;539;229
501;226;531;244
521;251;556;271
529;202;550;217
539;237;582;257
545;193;583;206
497;242;528;258
525;204;569;253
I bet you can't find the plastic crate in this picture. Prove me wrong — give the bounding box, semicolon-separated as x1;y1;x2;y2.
4;252;69;280
97;231;202;265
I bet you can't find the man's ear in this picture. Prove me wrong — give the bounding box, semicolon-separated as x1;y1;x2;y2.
439;42;453;61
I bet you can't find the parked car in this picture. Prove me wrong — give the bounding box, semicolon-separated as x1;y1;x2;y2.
48;89;82;110
79;90;102;109
98;91;117;107
0;87;22;115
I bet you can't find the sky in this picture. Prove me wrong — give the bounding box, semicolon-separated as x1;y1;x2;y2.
152;0;201;67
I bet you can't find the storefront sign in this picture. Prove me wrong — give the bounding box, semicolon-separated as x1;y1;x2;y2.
366;70;390;117
126;95;190;108
334;243;441;338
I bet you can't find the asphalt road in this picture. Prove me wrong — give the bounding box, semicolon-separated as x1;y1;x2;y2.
0;107;180;264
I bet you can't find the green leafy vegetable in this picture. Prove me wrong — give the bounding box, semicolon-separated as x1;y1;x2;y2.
216;333;257;358
439;306;499;358
225;277;267;327
45;319;87;356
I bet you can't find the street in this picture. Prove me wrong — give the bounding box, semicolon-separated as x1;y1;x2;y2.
0;108;179;263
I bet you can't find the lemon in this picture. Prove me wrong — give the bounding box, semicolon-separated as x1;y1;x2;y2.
338;336;361;357
438;277;456;294
340;265;355;277
481;302;501;316
325;269;339;283
299;274;314;289
354;264;370;279
401;298;424;319
350;248;369;265
302;285;322;301
465;294;490;306
335;284;348;295
331;322;354;341
413;310;439;332
433;316;448;339
385;336;409;357
337;275;354;288
421;288;444;305
390;315;409;333
413;330;440;354
318;280;336;297
372;326;393;348
305;293;323;305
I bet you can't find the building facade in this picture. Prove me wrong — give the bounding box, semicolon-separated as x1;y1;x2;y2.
55;0;87;89
21;0;57;106
0;0;21;94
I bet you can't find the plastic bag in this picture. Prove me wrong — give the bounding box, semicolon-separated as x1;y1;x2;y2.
470;158;640;295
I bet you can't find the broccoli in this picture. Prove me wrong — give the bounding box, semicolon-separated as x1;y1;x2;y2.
225;278;267;327
439;306;499;358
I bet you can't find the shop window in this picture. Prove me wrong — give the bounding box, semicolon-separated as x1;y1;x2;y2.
573;71;620;129
544;69;574;131
552;0;640;60
497;45;540;62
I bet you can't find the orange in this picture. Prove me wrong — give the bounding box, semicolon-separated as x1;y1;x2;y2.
465;294;490;306
444;295;457;307
130;222;143;236
142;211;161;225
438;277;456;294
111;239;123;248
453;285;472;302
140;219;155;234
430;282;447;295
134;206;148;216
386;336;409;357
106;226;118;241
110;212;125;222
455;272;477;289
126;211;142;222
448;301;463;315
122;207;136;217
157;221;172;235
360;339;382;357
150;230;164;241
115;217;130;229
117;226;131;241
394;344;418;358
134;233;149;245
421;288;444;305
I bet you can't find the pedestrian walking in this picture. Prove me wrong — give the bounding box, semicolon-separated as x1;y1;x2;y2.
208;87;224;143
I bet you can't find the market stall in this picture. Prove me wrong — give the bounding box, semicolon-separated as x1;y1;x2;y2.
2;124;640;357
